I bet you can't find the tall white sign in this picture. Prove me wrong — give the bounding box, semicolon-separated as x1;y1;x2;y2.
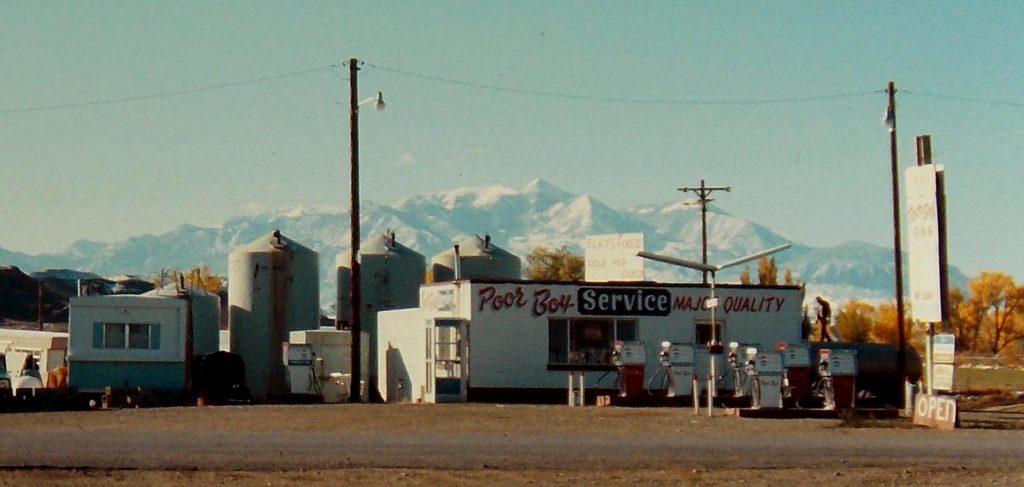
584;233;645;282
906;165;942;322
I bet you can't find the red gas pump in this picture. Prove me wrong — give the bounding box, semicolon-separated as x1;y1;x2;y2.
781;343;812;407
614;341;647;397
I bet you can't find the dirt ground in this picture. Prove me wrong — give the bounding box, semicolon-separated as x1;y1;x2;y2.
1;403;1023;486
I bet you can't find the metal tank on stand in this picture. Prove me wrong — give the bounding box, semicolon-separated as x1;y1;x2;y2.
337;231;425;400
228;230;319;402
431;234;522;282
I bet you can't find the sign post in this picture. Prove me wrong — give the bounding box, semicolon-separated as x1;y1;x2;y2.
907;137;956;428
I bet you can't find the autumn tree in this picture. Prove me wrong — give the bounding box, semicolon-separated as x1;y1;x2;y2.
870;301;923;350
783;268;800;286
962;272;1024;358
835;300;875;343
739;266;752;284
525;246;585;281
757;257;778;285
162;266;224;294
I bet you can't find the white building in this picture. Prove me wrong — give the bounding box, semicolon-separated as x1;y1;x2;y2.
378;280;804;403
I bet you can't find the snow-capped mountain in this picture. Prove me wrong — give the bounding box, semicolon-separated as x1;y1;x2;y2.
0;178;967;309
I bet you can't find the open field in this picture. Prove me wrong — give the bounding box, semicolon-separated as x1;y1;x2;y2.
956;366;1024;392
2;403;1023;485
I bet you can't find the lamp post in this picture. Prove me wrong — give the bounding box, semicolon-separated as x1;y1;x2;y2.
347;57;385;403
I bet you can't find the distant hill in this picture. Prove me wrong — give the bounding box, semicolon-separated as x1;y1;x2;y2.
0;266;68;324
0;178;967;310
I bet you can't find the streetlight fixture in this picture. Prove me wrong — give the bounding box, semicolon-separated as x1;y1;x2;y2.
347;57;384;403
637;244;791;406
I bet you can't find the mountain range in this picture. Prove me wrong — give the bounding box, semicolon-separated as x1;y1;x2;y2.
0;178;967;310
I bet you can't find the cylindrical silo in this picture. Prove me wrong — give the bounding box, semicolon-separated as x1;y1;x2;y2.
228;230;320;401
431;234;522;282
337;231;425;400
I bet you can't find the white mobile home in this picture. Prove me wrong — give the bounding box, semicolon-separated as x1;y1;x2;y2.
377;280;804;403
68;288;219;393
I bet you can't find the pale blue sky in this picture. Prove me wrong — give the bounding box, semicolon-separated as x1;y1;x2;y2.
1;1;1021;281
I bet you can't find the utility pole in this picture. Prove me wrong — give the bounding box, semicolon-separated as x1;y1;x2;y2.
886;81;907;392
679;179;730;284
348;57;363;403
37;281;43;330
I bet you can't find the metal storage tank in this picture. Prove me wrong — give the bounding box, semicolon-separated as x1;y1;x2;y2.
337;231;426;399
431;234;522;282
144;283;221;357
228;230;320;401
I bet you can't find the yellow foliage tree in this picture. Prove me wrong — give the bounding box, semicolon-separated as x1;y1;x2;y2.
835;300;875;343
739;266;752;285
870;302;923;351
525;246;585;281
962;272;1024;359
757;257;778;285
164;266;224;294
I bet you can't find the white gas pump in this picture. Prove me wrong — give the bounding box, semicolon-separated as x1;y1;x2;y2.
283;343;318;395
820;348;857;409
726;343;757;398
662;342;695;397
750;351;784;409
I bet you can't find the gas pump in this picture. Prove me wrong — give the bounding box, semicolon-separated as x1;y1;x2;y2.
781;343;812;407
282;343;318;395
726;343;757;398
613;341;647;397
821;348;857;409
750;351;784;409
662;342;695;397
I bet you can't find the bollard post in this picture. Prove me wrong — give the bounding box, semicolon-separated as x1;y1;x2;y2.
692;374;700;415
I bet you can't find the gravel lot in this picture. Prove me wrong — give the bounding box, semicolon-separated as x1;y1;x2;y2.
1;403;1023;485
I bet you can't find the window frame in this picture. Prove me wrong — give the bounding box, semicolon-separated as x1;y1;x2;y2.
547;317;638;371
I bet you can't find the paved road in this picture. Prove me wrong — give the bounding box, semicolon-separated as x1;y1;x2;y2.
2;426;1021;471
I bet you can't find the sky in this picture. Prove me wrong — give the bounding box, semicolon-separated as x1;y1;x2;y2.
1;1;1022;281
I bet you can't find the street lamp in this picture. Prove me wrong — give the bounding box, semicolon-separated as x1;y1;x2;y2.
638;244;790;406
347;57;384;403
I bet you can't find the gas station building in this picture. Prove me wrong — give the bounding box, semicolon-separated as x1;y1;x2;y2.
377;280;805;404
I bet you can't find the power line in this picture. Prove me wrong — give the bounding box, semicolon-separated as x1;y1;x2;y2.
364;62;881;105
903;89;1024;108
0;64;342;115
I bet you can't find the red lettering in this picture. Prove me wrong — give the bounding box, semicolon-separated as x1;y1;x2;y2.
478;286;528;312
478;286;496;312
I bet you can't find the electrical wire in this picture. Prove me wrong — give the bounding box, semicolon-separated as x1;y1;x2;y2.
364;62;882;105
0;64;342;115
902;89;1024;108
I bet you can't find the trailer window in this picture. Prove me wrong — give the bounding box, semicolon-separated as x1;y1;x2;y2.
102;323;126;348
94;323;160;350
